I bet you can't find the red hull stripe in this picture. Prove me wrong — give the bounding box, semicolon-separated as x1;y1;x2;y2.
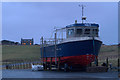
42;55;97;66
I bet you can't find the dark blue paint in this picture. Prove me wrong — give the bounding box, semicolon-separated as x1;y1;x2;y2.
40;39;102;58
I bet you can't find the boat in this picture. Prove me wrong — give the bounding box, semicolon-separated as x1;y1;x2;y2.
40;5;102;70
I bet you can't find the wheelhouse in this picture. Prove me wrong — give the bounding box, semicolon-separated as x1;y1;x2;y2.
66;22;99;38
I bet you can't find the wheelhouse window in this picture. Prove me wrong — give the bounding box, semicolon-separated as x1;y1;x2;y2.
85;29;90;34
76;29;82;35
93;29;98;35
68;29;74;36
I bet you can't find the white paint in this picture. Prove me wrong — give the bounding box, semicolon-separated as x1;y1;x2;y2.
61;37;102;44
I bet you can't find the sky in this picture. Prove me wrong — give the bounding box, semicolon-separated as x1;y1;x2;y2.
2;2;118;45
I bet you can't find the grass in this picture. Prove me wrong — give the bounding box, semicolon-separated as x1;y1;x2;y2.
2;45;41;62
98;45;118;67
99;45;118;53
2;44;119;67
98;45;118;61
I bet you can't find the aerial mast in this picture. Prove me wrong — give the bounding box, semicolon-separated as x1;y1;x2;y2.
79;5;86;23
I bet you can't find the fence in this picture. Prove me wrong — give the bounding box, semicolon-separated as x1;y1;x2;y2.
91;57;120;72
2;59;42;69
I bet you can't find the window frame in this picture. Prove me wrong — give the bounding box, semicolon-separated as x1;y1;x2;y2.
84;29;90;34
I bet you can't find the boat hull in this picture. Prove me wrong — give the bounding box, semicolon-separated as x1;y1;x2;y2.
41;39;102;66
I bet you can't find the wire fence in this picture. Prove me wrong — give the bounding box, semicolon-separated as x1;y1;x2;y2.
2;59;42;69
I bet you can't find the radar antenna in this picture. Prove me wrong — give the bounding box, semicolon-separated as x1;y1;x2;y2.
79;5;86;23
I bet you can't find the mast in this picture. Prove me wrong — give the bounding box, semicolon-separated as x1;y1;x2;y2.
79;5;86;23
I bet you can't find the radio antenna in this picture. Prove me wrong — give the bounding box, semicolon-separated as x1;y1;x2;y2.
79;5;86;23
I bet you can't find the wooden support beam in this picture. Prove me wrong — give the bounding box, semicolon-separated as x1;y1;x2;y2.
58;57;60;71
45;57;47;70
96;58;98;66
90;62;92;67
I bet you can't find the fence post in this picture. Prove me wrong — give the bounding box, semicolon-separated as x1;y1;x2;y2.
26;63;28;69
106;57;108;71
18;64;20;69
12;64;14;69
21;63;23;69
29;62;31;69
23;63;25;69
25;63;27;69
19;63;21;69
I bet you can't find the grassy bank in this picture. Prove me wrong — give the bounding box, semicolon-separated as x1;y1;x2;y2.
98;45;118;60
2;45;40;61
2;45;118;66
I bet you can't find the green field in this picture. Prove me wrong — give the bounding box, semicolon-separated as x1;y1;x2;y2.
2;45;119;66
98;45;118;60
98;45;118;67
2;45;41;62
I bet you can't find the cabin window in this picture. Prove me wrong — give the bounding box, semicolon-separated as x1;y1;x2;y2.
93;29;98;35
85;29;90;34
68;29;74;36
76;29;82;35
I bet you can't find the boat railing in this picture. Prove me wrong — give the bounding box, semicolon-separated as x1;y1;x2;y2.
40;38;65;47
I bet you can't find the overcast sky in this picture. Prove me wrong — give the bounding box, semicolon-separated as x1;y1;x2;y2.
2;2;118;45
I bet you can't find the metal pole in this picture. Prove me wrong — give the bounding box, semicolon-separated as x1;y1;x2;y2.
41;37;44;64
92;37;97;65
62;30;63;40
79;5;85;23
82;5;84;17
82;5;84;23
93;37;95;55
55;32;57;65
